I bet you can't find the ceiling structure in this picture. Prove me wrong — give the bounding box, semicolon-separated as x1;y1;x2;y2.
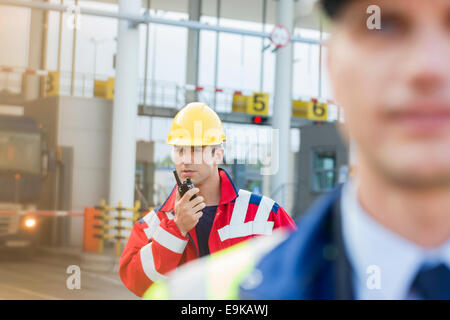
87;0;328;32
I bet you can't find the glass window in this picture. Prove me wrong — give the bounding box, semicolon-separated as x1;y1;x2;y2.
0;131;41;175
311;149;336;192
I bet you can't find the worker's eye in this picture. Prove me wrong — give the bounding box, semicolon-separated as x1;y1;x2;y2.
175;147;183;156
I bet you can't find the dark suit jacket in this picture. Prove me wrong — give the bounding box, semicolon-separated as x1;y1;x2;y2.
239;186;356;299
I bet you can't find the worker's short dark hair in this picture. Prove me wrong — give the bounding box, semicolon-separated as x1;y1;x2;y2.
320;0;352;19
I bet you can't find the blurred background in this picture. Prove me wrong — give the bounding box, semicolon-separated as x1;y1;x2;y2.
0;0;351;299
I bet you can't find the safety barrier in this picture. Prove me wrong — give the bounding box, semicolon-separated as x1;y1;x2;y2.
91;200;150;257
0;210;83;216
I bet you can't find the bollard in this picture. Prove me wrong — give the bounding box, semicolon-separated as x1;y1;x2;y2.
98;199;106;254
116;201;123;257
134;200;141;222
92;199;145;257
83;206;100;253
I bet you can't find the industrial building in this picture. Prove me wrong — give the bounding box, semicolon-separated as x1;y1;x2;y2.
0;0;349;299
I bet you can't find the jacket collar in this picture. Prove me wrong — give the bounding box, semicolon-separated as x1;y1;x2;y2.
217;168;239;205
160;168;238;212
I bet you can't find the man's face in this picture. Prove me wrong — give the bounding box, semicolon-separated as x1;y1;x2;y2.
328;0;450;187
173;145;224;186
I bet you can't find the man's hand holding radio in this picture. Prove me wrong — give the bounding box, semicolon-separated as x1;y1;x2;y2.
174;188;205;236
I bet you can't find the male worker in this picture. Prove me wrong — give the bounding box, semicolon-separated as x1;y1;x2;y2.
144;0;450;300
119;102;296;297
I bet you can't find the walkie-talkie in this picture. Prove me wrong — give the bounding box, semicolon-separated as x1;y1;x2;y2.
173;170;197;201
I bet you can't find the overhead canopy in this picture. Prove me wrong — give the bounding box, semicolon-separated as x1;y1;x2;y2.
89;0;328;32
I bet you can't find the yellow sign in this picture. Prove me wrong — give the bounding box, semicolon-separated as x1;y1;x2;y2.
94;80;107;98
232;92;251;113
94;77;115;100
39;71;60;97
292;100;328;121
106;77;115;100
292;100;309;118
247;92;269;116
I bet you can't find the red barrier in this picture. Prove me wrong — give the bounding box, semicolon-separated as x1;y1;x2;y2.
83;207;100;253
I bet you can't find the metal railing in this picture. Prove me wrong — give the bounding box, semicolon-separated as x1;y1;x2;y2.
1;68;339;121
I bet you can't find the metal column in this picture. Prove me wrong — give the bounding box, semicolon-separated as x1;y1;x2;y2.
185;0;202;103
270;0;294;207
25;0;47;100
70;0;78;96
259;0;267;92
109;0;141;207
213;0;221;108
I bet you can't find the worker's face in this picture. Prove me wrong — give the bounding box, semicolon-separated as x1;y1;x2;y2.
328;0;450;188
173;145;224;186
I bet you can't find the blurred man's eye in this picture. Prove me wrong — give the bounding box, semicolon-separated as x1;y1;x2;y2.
446;11;450;32
373;14;408;37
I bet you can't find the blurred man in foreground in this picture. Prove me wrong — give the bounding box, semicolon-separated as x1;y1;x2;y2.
144;0;450;300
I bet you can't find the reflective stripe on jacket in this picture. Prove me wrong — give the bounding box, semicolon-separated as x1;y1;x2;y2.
119;168;297;297
143;230;290;300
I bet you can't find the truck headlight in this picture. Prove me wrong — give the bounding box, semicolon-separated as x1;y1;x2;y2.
24;217;36;229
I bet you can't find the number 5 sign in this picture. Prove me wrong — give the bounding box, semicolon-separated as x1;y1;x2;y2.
247;92;269;116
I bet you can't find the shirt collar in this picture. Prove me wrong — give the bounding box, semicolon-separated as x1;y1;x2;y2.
341;180;450;299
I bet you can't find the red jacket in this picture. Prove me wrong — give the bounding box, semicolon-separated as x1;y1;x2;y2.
119;169;297;297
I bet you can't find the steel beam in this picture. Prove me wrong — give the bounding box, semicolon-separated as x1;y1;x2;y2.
137;105;310;128
0;0;321;45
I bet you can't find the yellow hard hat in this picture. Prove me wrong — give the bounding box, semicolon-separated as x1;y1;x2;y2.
166;102;226;146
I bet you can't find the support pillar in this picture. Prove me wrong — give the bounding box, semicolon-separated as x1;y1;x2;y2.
270;0;294;207
24;0;48;100
185;0;201;103
108;0;141;207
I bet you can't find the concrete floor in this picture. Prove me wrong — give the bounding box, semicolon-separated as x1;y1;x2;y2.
0;250;139;300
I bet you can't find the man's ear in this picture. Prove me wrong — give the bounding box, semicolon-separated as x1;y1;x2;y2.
214;147;224;164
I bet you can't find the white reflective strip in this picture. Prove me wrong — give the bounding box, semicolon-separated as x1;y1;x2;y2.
142;210;160;240
217;221;274;241
142;210;156;224
229;189;252;225
251;220;274;235
217;191;276;242
165;211;174;220
254;196;275;222
217;225;229;241
152;226;188;254
140;242;168;282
